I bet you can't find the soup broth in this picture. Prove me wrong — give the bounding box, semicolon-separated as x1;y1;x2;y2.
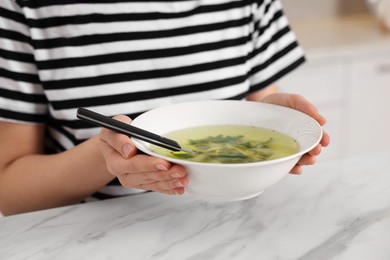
151;125;300;164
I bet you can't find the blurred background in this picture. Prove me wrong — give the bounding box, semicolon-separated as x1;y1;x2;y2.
279;0;390;161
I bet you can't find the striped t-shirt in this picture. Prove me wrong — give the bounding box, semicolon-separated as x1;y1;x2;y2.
0;0;305;198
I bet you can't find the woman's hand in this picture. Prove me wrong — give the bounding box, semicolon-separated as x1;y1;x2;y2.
99;115;188;195
261;93;331;174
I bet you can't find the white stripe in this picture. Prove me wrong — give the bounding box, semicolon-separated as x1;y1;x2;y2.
34;20;248;61
0;0;20;11
45;63;248;101
0;57;37;74
39;41;248;81
0;14;30;38
30;5;248;40
49;81;249;121
0;38;34;55
250;46;304;86
73;126;100;140
24;0;242;19
166;81;250;103
251;31;298;69
102;81;249;115
253;15;289;50
257;0;283;27
0;97;47;114
0;77;43;94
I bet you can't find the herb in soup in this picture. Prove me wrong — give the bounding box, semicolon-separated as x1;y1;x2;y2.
151;125;299;164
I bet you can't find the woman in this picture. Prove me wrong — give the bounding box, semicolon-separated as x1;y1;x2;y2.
0;0;329;215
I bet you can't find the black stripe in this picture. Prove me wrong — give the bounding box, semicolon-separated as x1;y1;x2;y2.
42;56;246;90
26;1;251;28
228;92;247;100
0;108;47;123
60;112;144;130
44;133;66;152
17;0;249;9
0;68;40;84
0;49;35;63
0;88;47;103
50;74;247;109
44;146;59;154
248;9;288;60
33;16;251;49
47;88;253;149
0;6;26;24
107;178;121;186
263;0;272;15
46;120;80;147
37;36;249;70
248;26;291;61
250;56;305;92
255;10;284;38
58;93;246;130
0;28;31;45
250;41;299;77
90;192;118;200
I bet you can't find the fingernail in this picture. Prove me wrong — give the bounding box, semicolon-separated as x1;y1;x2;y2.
122;143;132;158
174;180;183;187
170;172;182;178
156;164;168;171
319;114;326;125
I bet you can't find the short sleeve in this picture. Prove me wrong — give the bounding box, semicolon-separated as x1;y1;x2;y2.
248;0;305;92
0;0;48;124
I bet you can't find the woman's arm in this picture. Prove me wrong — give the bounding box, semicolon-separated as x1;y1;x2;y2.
0;120;188;216
0;121;114;215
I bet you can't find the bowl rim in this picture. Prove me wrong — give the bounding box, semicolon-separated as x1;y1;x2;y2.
131;100;323;168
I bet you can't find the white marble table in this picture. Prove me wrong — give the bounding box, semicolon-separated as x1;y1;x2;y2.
1;152;390;260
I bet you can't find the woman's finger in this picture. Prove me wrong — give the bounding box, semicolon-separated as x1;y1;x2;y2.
308;144;322;156
118;163;187;187
142;164;186;181
123;154;174;174
289;164;302;175
320;130;331;147
99;115;136;159
135;176;189;193
297;153;316;166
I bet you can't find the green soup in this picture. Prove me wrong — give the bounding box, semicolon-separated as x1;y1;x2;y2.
151;125;300;164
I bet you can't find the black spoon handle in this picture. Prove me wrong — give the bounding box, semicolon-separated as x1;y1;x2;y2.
76;107;183;152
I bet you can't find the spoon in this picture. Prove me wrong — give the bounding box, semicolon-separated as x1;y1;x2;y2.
76;107;194;154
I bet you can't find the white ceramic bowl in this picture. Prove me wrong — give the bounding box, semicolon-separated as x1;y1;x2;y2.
131;100;322;201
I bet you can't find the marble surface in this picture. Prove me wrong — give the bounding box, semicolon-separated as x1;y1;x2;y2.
1;152;390;260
